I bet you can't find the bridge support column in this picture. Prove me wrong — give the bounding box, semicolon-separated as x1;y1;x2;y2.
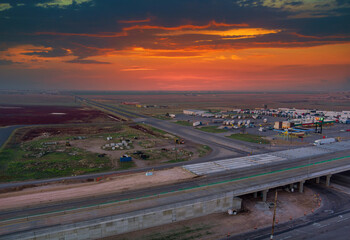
253;192;257;198
326;174;332;187
315;177;320;184
289;183;294;192
299;181;305;193
262;189;269;202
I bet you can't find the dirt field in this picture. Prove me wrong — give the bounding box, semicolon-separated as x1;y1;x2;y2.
111;187;321;240
18;124;123;142
0;123;208;182
87;92;350;112
269;137;308;146
0;167;195;210
0;105;121;126
71;136;200;168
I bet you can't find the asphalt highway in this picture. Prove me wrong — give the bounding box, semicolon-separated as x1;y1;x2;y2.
0;125;24;149
1;150;349;223
230;181;350;240
1;98;349;239
1;151;350;237
0;96;284;191
78;96;272;155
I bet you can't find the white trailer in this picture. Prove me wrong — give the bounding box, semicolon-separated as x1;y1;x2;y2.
313;138;336;145
193;121;202;127
258;127;266;132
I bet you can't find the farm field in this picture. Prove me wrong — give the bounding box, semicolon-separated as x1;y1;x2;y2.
0;92;77;106
0;123;210;182
79;92;350;112
0;105;122;126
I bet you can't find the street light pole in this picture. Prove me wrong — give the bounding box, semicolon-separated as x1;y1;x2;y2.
174;139;177;162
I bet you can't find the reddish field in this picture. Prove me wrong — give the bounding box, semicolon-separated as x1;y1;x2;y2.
0;105;121;126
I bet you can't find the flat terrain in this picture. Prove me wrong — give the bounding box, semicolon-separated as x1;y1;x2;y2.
84;92;350;113
197;126;228;133
227;133;270;144
0;92;76;106
0;105;121;126
1;150;349;237
0;167;195;210
0;123;209;182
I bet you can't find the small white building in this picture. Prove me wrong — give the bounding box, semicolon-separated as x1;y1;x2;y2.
341;111;350;119
183;109;206;116
202;113;215;118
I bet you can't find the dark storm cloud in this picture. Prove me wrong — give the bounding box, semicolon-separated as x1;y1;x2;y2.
314;3;331;8
65;58;111;64
0;59;17;65
0;0;349;60
336;0;350;6
284;1;304;6
22;48;70;57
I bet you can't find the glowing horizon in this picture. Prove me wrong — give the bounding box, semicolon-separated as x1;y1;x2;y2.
0;0;349;91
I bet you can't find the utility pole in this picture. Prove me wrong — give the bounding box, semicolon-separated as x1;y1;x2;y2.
174;139;177;162
270;190;278;240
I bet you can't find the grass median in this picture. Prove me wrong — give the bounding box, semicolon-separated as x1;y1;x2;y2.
227;133;270;144
174;120;193;126
197;126;228;133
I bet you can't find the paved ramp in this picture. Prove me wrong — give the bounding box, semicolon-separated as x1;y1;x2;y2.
184;140;350;176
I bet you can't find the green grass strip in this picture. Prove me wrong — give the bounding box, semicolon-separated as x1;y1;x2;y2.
2;155;349;222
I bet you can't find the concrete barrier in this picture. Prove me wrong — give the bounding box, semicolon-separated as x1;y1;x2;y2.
2;192;241;240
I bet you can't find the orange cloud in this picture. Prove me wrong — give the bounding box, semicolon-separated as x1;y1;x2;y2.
35;20;249;38
122;20;248;32
120;66;155;71
290;32;350;39
156;28;281;37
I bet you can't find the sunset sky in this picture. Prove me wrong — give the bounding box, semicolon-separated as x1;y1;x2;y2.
0;0;350;91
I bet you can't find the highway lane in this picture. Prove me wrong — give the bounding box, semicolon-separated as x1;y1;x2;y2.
2;98;349;238
1;150;349;222
2;153;350;237
0;97;278;191
0;125;24;149
275;211;350;240
76;96;142;119
141;117;262;155
78;96;270;155
230;182;350;240
0;149;238;191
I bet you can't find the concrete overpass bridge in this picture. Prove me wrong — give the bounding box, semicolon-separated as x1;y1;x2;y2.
1;141;350;240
